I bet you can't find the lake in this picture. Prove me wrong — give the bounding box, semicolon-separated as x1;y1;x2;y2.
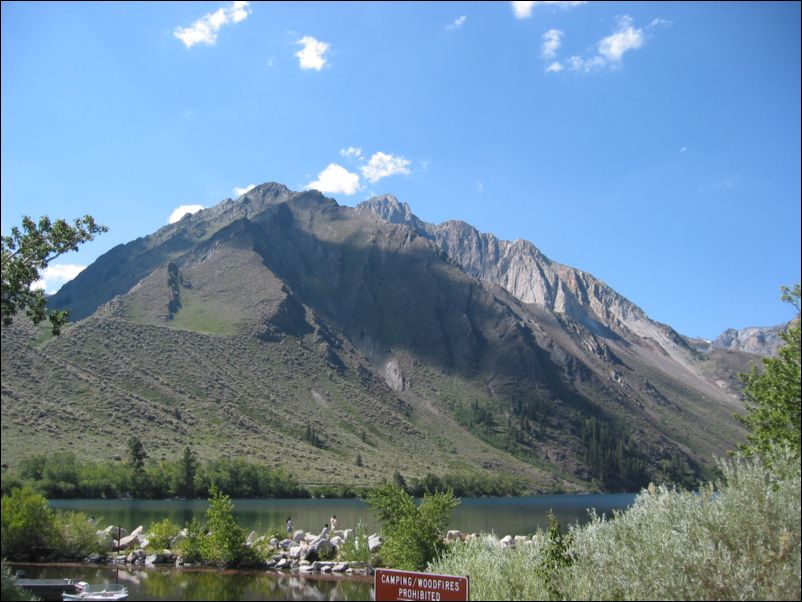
36;494;638;601
49;493;637;536
12;564;374;601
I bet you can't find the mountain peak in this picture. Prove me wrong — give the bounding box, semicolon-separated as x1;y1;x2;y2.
240;181;293;202
358;194;414;223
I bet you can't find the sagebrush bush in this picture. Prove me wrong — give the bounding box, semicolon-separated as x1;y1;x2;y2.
431;447;801;601
562;447;800;601
338;519;371;563
147;517;180;550
176;518;205;563
430;534;554;601
53;511;104;559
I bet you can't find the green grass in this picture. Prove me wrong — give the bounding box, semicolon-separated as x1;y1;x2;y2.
168;293;241;335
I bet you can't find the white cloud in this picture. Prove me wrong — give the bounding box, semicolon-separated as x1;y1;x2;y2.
598;15;644;63
650;18;672;29
545;61;564;73
566;54;605;72
447;16;467;30
174;1;251;48
541;29;564;59
168;204;205;224
511;2;536;19
307;163;361;195
360;152;412;183
233;184;256;196
295;36;330;71
32;264;86;295
511;1;586;19
555;16;647;74
339;146;363;159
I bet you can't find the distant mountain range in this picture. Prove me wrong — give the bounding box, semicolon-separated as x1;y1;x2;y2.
2;182;777;492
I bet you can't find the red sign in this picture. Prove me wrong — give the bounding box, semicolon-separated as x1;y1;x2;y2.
374;568;469;601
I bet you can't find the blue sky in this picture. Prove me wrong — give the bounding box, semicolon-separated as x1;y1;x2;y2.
2;1;800;339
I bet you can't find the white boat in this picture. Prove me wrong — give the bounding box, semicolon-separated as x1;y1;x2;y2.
62;583;129;601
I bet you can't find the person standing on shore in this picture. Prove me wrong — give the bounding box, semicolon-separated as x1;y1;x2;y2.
286;516;294;536
330;515;338;531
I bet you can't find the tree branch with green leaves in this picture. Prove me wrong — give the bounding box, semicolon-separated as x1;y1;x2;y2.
1;215;107;334
738;283;801;458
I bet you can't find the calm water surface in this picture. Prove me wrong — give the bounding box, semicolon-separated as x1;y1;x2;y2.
36;495;637;601
13;564;373;601
49;493;636;535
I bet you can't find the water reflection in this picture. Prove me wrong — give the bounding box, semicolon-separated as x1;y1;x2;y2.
14;564;374;601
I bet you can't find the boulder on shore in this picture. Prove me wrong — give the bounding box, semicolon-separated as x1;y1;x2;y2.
368;534;383;552
104;525;129;540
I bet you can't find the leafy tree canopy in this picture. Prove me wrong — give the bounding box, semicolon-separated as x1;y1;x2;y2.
367;483;459;570
1;214;107;334
739;284;801;458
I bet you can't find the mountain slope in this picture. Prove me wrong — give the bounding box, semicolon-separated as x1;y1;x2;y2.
1;183;748;491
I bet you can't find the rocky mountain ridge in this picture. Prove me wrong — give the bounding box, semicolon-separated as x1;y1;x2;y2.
1;182;753;492
359;195;699;369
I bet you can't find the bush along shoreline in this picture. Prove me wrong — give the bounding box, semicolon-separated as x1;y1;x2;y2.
430;446;801;601
3;448;799;600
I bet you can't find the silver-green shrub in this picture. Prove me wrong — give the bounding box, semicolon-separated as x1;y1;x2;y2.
562;447;800;601
430;447;800;601
430;534;553;601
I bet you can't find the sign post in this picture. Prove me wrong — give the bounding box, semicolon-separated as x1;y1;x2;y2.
374;568;469;601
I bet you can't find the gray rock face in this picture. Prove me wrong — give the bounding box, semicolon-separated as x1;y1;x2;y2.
359;198;696;369
383;360;408;392
357;194;431;233
712;323;790;356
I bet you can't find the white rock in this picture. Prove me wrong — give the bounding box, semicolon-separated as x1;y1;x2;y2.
170;531;186;548
117;534;142;550
368;534;383;552
104;525;129;540
310;538;334;558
